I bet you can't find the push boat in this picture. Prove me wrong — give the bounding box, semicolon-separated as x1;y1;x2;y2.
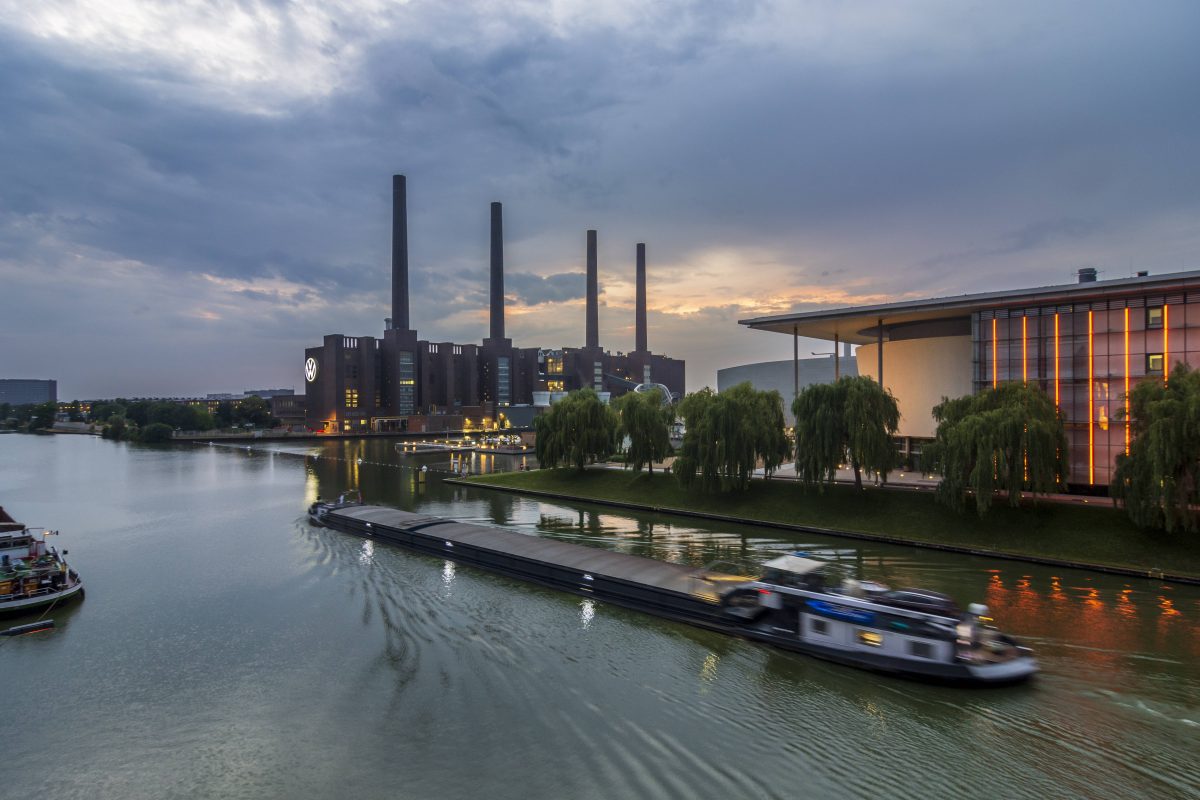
720;553;1036;685
315;505;1037;686
0;507;84;617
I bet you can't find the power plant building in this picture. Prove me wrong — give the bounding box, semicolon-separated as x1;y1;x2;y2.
304;176;684;433
740;268;1200;488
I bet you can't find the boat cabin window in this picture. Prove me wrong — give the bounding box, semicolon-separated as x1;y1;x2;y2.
908;641;934;659
810;617;829;635
856;630;883;647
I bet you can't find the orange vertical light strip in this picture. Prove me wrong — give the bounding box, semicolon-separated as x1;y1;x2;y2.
1124;307;1130;455
992;318;998;388
1022;316;1028;382
1054;313;1060;407
1163;303;1169;386
1088;310;1094;484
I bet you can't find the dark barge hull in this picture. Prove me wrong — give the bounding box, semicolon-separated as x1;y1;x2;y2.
321;505;1034;687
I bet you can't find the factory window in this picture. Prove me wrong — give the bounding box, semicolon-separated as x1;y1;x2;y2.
1146;306;1164;329
1147;353;1164;375
545;355;563;375
497;357;511;405
547;380;564;392
344;389;359;408
396;351;415;414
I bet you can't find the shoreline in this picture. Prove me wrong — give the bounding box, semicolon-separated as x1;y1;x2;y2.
449;472;1199;586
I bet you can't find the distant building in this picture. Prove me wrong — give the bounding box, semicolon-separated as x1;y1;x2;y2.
717;354;858;426
0;379;57;406
244;389;295;399
303;177;685;433
268;394;307;428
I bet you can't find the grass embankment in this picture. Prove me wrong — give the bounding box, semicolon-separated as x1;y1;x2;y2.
465;469;1200;581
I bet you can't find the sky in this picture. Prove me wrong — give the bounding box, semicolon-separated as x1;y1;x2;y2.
1;0;1199;400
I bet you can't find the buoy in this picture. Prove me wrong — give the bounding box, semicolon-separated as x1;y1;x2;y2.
2;620;56;637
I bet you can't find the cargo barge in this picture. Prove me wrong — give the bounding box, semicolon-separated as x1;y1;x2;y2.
318;504;1037;686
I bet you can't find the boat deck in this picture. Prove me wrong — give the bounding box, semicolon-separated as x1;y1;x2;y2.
326;505;746;606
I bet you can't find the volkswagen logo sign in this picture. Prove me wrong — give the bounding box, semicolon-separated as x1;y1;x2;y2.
304;357;319;383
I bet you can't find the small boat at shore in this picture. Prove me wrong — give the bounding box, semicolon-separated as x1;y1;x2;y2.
395;441;475;455
0;507;84;617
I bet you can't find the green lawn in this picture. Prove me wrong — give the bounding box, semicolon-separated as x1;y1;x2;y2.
465;469;1200;580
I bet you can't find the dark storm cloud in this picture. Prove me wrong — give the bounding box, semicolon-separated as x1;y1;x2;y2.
506;272;586;306
2;1;1199;396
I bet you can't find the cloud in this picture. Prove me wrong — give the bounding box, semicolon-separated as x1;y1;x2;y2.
506;271;585;306
1;1;1199;397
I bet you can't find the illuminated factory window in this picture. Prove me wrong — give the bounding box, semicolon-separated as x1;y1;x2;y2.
545;356;563;375
1146;306;1164;329
344;389;359;408
547;380;564;392
1147;353;1164;374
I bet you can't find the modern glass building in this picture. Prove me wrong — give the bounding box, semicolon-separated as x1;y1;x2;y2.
740;268;1200;489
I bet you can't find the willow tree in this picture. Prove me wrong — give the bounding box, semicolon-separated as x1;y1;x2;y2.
534;388;618;471
925;383;1066;517
1111;364;1200;533
672;383;791;493
792;376;900;490
612;389;674;473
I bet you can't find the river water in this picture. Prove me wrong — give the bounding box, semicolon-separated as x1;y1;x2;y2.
2;435;1197;799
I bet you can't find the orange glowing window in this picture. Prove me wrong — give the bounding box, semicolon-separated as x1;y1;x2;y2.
1088;311;1094;485
1022;316;1028;382
991;318;998;388
1053;313;1060;407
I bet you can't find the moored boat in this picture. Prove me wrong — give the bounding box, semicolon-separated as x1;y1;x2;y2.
0;507;84;617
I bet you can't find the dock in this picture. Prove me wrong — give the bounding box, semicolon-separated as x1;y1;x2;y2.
324;505;749;623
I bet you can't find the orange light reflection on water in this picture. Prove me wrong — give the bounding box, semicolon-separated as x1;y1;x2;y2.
984;570;1200;667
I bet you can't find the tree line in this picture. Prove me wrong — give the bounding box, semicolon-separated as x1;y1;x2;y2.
0;396;282;442
533;366;1200;533
92;396;279;441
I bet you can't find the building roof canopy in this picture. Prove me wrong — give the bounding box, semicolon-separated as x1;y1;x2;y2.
740;269;1200;343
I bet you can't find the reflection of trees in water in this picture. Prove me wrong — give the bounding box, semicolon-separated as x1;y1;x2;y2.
485;491;511;526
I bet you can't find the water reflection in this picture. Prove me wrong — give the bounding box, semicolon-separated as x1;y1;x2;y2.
700;652;719;685
287;440;1199;654
579;598;595;629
